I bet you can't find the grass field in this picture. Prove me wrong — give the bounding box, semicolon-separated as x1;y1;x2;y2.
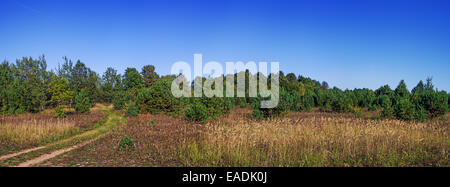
0;105;107;155
35;108;449;167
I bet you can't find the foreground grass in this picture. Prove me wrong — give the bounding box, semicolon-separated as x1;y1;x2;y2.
179;115;448;167
0;105;107;155
39;109;449;167
0;104;126;166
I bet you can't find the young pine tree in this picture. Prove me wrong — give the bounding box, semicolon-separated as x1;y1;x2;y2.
74;90;91;114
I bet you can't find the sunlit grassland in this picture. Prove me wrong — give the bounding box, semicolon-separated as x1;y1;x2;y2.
0;104;108;154
35;109;449;167
176;111;449;167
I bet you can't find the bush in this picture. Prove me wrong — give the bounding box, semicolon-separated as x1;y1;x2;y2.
351;106;362;118
113;91;128;110
394;80;410;99
119;136;135;152
448;93;450;112
236;97;247;108
319;103;332;112
393;98;415;121
74;90;91;114
368;104;378;111
413;105;428;122
415;90;448;119
252;109;263;120
354;89;376;108
224;97;234;114
191;96;232;119
126;102;139;117
300;92;314;112
137;77;181;115
381;106;394;118
378;95;393;118
250;88;290;119
330;89;352;113
54;105;67;118
184;103;208;123
316;89;332;110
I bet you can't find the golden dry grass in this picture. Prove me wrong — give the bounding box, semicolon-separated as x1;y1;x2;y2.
178;109;449;167
34;108;449;167
0;104;107;154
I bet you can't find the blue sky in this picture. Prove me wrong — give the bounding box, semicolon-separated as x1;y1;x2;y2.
1;0;449;91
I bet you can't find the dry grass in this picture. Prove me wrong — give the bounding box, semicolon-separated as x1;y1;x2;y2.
178;110;449;167
38;108;449;167
0;104;107;154
39;113;201;166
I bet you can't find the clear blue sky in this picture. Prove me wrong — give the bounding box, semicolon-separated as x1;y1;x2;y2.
1;0;449;91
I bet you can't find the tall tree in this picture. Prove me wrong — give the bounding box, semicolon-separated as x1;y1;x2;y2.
48;74;74;107
15;56;49;112
425;77;434;90
375;85;394;97
412;80;425;94
321;81;329;90
74;89;91;114
395;80;410;98
123;68;143;91
0;61;14;113
102;67;121;103
58;58;101;103
70;60;90;93
286;73;297;82
141;65;159;88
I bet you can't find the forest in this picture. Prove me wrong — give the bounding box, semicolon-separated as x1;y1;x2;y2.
1;55;449;122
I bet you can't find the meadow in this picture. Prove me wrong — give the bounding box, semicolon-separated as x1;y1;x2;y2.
0;56;448;167
37;108;449;167
0;105;107;155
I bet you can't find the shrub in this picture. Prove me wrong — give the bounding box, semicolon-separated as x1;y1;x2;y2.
119;136;135;152
394;80;410;99
184;103;208;123
316;89;332;109
413;105;428;122
393;98;415;121
252;109;264;120
368;104;378;111
74;90;91;114
378;95;393;118
354;89;376;108
54;105;67;118
448;93;450;112
236;97;247;108
250;88;290;118
300;91;314;112
415;90;448;119
351;106;362;118
223;97;234;114
319;104;332;112
375;85;394;98
126;102;139;117
137;77;181;115
192;96;232;119
113;91;128;110
286;90;301;111
330;89;352;113
381;106;394;118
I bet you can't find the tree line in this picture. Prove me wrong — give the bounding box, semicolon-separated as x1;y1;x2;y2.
1;55;449;122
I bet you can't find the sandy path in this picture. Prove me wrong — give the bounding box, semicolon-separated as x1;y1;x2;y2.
0;146;46;161
0;105;123;167
15;134;106;167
